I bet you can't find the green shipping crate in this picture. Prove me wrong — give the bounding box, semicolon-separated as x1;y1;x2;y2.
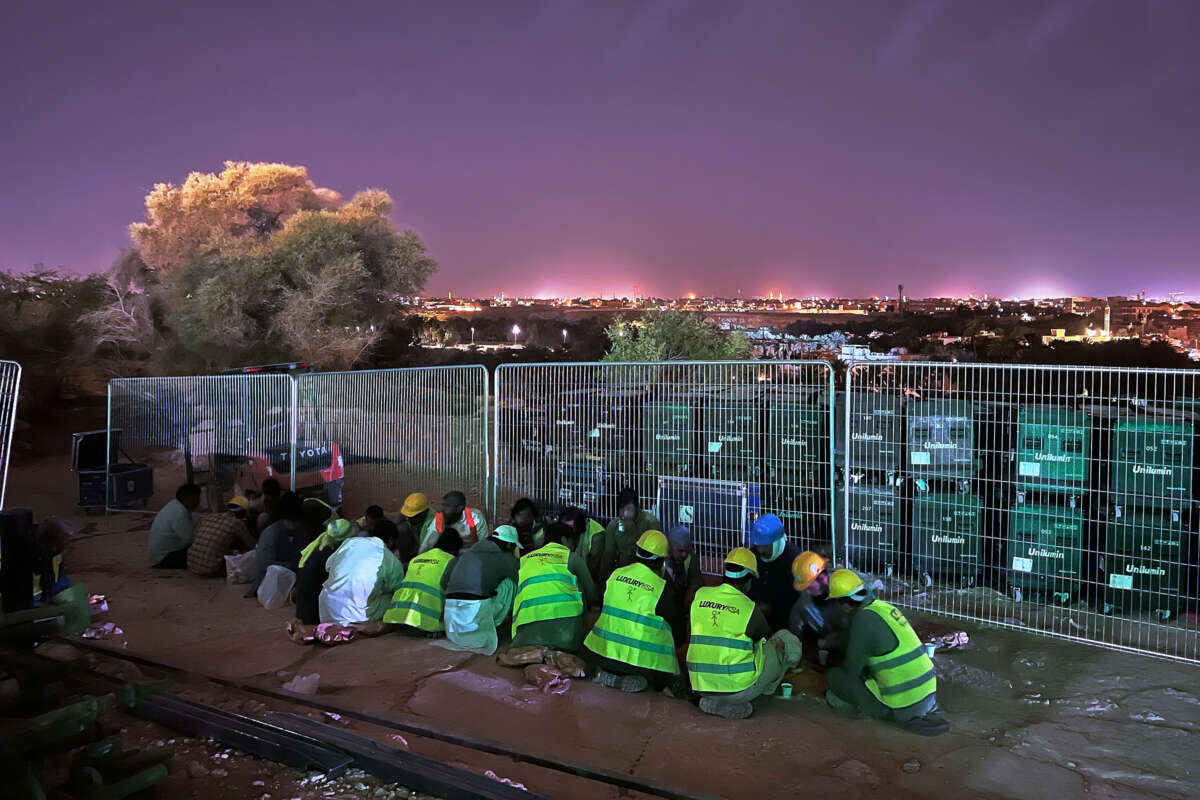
906;399;975;480
1110;417;1194;510
1007;503;1084;600
848;395;904;473
1015;407;1090;496
703;390;760;480
1104;507;1185;620
845;482;902;576
643;400;694;477
911;489;982;585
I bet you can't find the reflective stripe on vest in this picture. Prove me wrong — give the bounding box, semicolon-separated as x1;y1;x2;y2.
863;599;936;709
584;563;679;675
686;583;763;693
436;508;479;544
383;548;454;632
512;542;583;634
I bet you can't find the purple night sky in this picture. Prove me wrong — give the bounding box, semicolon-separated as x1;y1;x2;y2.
2;1;1198;299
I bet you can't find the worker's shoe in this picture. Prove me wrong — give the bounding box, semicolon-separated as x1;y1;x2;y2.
901;712;950;737
825;690;856;715
699;697;754;720
597;670;649;693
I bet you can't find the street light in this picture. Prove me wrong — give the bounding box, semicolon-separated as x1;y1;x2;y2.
470;326;475;344
511;324;521;342
561;328;568;344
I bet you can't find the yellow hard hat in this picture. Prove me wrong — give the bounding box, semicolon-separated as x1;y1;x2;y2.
828;568;866;600
636;529;669;559
792;551;828;591
401;492;430;517
724;546;759;578
226;495;250;511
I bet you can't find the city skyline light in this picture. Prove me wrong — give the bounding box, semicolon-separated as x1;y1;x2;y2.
2;3;1198;299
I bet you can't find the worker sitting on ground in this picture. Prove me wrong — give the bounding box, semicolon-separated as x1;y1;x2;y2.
687;547;802;720
746;513;801;631
318;522;406;626
584;530;684;693
384;528;463;636
558;506;605;582
148;483;201;569
393;493;428;565
249;478;282;534
292;501;346;625
787;551;847;665
823;569;949;736
509;497;544;552
32;517;74;603
187;496;258;578
510;522;597;652
442;524;522;655
247;492;307;597
418;490;490;553
664;523;703;605
599;487;662;582
358;505;387;533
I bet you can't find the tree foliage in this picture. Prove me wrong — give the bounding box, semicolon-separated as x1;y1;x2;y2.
117;162;436;370
603;310;752;361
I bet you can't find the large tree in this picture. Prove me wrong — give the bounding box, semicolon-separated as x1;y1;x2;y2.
120;162;436;370
603;310;751;361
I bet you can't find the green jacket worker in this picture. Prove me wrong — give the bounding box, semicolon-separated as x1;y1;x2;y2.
687;547;801;720
823;569;949;736
585;530;685;693
510;522;598;652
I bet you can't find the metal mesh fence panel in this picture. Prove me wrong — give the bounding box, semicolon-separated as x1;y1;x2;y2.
494;361;834;572
296;366;490;521
0;360;22;509
843;361;1200;663
107;375;296;513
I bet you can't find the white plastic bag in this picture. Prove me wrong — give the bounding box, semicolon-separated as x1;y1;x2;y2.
257;565;297;610
224;551;256;584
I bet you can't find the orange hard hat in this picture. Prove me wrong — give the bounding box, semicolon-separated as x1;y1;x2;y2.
792;551;828;591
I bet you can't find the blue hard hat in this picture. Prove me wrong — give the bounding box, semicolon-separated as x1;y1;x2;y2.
747;513;785;546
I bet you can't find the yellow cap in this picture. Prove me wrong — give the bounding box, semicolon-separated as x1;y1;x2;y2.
724;546;759;578
792;551;828;591
828;568;866;600
226;496;250;511
636;529;669;559
401;492;430;517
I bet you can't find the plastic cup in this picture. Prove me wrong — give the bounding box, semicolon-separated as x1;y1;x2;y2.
923;642;937;658
818;649;829;666
780;683;793;699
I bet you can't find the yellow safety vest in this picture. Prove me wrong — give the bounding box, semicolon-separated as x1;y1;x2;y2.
512;542;583;635
584;563;679;675
686;583;763;693
862;599;937;709
383;548;454;632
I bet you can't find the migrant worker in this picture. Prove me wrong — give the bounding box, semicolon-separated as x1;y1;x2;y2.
823;569;949;736
292;503;347;625
584;530;684;693
393;493;429;564
664;523;703;604
318;525;406;626
687;547;801;720
246;492;306;597
383;529;462;635
358;505;387;533
558;506;605;582
249;478;282;533
148;483;201;568
32;517;74;602
418;490;490;553
787;551;847;663
509;497;544;551
510;522;597;652
599;487;662;582
442;524;522;654
187;496;258;577
746;513;801;631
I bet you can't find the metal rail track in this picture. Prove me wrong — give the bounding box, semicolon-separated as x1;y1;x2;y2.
51;636;722;800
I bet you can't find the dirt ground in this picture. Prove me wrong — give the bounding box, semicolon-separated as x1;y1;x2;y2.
8;436;1200;800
